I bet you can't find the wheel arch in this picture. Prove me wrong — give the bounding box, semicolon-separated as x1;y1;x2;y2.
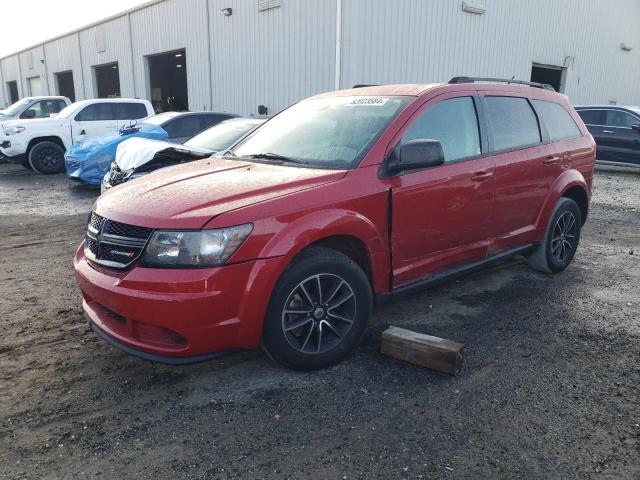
26;136;66;157
534;169;590;234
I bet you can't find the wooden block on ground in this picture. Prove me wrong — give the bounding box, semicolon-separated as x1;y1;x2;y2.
380;326;464;375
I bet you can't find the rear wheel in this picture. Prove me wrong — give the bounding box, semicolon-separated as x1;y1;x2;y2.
528;198;582;273
28;141;65;174
262;247;373;371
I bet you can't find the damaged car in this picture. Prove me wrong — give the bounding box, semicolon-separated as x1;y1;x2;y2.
101;117;266;192
66;111;237;185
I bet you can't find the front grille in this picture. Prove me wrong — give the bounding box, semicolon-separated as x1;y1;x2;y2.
85;212;153;269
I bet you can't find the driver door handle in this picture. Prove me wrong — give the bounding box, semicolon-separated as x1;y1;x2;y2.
543;155;561;165
602;130;614;134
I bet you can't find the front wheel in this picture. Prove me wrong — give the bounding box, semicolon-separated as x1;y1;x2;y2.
528;198;582;274
28;141;66;174
262;247;373;371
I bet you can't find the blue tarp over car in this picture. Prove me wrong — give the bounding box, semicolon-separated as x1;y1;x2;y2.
65;124;168;185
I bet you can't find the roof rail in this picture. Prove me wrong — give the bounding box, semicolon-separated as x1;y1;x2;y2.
449;76;555;91
352;84;380;88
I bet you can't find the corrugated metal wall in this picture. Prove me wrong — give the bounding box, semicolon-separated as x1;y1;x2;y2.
1;0;639;110
44;33;85;99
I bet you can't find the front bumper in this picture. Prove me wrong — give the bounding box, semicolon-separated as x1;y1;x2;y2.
74;244;283;360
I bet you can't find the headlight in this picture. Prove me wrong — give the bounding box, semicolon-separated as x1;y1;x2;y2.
6;126;25;135
141;224;253;267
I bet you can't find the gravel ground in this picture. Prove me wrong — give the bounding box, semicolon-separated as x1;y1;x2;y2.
0;162;638;480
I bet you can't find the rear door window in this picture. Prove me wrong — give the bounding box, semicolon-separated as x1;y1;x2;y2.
116;103;148;120
532;100;581;141
163;115;205;139
401;96;481;163
75;103;116;121
577;109;606;125
484;96;541;151
606;110;640;128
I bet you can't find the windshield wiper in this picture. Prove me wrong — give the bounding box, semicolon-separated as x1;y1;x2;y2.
243;152;305;164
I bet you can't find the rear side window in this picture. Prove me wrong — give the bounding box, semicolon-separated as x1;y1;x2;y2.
75;103;116;121
202;114;234;129
532;100;581;141
606;110;640;128
402;97;481;163
577;109;606;125
485;97;541;151
163;115;204;139
117;103;148;120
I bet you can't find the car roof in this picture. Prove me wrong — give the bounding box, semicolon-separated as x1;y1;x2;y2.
314;84;443;98
23;96;68;101
70;98;150;108
575;105;639;110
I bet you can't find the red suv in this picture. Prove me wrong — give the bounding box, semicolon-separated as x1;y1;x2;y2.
74;78;595;370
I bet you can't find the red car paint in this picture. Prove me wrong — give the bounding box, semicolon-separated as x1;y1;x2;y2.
74;83;595;362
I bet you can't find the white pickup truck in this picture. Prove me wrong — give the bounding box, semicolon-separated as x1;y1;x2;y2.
0;96;70;122
0;98;154;174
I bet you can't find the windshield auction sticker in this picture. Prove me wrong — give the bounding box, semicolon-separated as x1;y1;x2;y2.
347;97;389;106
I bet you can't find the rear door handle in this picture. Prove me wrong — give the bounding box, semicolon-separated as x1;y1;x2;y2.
471;170;493;182
602;130;614;134
543;156;561;165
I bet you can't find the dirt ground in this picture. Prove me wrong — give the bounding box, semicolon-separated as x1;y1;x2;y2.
1;161;639;480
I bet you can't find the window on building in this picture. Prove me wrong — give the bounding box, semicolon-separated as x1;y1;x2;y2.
485;97;541;151
532;100;581;141
401;97;481;163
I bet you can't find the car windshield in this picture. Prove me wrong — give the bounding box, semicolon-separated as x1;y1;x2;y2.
231;95;412;169
1;99;32;116
185;119;264;152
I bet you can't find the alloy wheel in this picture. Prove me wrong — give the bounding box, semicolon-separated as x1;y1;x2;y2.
551;211;578;263
281;273;356;354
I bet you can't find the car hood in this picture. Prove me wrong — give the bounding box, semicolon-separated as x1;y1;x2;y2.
1;117;66;130
96;158;347;229
115;137;212;171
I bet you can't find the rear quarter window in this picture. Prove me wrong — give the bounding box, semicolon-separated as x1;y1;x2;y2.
484;96;541;151
532;99;581;141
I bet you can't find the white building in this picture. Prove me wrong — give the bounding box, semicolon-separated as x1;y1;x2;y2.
1;0;639;115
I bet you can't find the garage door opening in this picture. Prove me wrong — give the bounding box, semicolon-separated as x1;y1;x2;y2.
94;62;121;98
6;81;19;103
531;63;566;93
28;76;43;96
55;71;75;102
147;49;188;112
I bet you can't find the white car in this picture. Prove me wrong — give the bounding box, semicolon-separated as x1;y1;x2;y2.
0;96;70;122
0;98;154;174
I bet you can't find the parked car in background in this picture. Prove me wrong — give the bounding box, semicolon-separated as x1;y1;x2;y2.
575;105;640;167
75;79;595;370
101;117;266;191
0;96;70;122
65;111;237;185
0;98;153;174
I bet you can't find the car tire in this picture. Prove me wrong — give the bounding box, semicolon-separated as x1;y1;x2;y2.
28;141;66;174
262;246;373;371
528;197;582;274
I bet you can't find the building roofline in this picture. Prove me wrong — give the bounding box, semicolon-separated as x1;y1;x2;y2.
0;0;166;62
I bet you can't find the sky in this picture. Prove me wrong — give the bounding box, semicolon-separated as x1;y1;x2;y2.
0;0;151;58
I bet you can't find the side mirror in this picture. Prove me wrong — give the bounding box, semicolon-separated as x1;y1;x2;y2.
631;124;640;133
389;139;445;174
21;109;36;119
